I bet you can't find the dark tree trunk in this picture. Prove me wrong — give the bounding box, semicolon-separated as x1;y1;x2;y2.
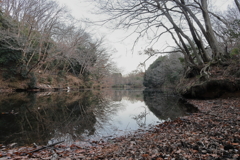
234;0;240;13
201;0;221;60
180;0;210;63
174;0;221;60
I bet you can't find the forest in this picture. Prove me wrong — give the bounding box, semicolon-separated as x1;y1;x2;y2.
0;0;240;159
1;0;239;95
0;0;130;90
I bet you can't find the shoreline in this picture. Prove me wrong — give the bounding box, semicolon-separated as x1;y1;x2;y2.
0;97;239;159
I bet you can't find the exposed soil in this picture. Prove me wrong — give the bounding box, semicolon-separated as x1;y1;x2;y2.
177;59;240;99
0;71;105;92
0;96;239;159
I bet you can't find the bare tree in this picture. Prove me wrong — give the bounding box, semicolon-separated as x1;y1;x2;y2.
210;2;240;57
0;0;68;76
92;0;235;76
49;23;116;81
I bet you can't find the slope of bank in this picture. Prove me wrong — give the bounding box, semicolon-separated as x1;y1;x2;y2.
177;58;240;99
0;70;107;92
0;96;239;159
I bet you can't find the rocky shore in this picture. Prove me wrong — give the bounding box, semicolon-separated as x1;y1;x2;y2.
0;96;239;159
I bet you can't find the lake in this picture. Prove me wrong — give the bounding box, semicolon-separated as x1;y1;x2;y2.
0;89;197;146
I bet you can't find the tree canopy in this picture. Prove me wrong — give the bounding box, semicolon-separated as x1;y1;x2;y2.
143;53;183;90
93;0;240;75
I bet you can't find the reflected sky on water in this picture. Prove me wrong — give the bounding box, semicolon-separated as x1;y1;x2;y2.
0;89;196;146
93;98;164;138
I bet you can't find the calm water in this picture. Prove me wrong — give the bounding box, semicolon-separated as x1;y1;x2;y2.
0;89;197;146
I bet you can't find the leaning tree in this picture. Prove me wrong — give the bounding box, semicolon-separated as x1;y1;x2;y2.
92;0;239;77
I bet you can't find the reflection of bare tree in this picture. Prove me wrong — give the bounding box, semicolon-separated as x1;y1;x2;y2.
90;98;123;137
0;89;181;146
0;91;99;145
132;106;149;127
91;89;149;136
0;90;128;146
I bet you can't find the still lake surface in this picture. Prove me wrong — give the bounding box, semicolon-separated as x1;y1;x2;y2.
0;89;196;146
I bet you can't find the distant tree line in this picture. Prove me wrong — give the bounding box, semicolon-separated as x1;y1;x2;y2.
110;71;144;88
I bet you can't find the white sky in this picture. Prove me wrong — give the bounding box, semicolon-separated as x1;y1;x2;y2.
56;0;234;75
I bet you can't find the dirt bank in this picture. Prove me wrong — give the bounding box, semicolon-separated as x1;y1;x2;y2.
177;59;240;99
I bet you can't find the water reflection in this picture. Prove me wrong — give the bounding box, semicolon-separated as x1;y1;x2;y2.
0;89;196;146
143;90;197;120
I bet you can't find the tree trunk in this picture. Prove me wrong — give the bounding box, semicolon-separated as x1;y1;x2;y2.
174;0;221;60
234;0;240;13
179;0;210;63
160;2;203;65
161;23;195;67
201;0;221;60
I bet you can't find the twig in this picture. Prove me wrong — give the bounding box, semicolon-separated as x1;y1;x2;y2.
22;140;65;156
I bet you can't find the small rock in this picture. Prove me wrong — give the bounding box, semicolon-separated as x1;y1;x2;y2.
201;150;207;154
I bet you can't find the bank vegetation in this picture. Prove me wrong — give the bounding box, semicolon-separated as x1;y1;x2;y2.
0;0;123;91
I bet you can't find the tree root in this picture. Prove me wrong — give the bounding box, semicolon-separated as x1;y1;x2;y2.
200;63;211;79
199;60;222;80
184;66;201;78
184;60;228;80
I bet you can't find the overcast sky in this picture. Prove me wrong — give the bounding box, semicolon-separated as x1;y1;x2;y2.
56;0;234;75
